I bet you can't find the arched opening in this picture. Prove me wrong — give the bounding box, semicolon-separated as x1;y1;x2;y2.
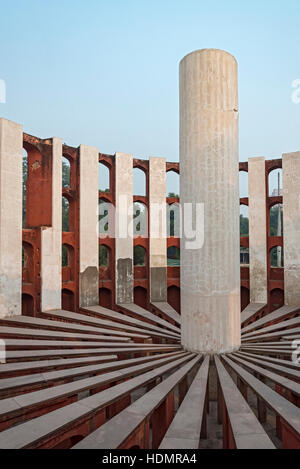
166;170;180;198
22;148;28;228
61;289;75;312
22;242;34;283
22;293;34;317
99;244;109;267
240;247;249;265
133;167;146;196
134;286;147;309
134;245;146;266
62;156;71;188
167;203;180;237
62;244;75;282
239;170;248;198
99;162;110;192
168;286;180;314
270;288;284;312
268;168;282;197
240;205;249;237
270;246;284;268
99;288;112;309
241;287;250;311
167;246;180;266
133;202;147;236
62;196;70;232
270;203;283;237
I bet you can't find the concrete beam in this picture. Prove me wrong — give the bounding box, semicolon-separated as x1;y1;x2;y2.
149;156;167;302
282;151;300;306
115;152;133;305
248;157;268;304
0;118;23;318
79;144;99;308
41;137;62;312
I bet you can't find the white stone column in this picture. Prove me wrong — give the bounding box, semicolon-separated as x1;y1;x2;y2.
41;137;62;312
149;157;167;302
248;157;268;304
180;49;241;353
79;144;99;307
283;151;300;305
115;152;133;304
0;118;23;318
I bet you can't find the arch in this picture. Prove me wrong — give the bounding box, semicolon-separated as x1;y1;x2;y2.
239;169;248;198
22;294;34;317
240;247;249;265
167;286;180;314
167;203;180;237
62;196;70;232
270;246;284;268
99;199;113;236
270;203;283;237
134;286;147;309
134;245;146;266
240;204;249;237
61;289;75;312
133;167;146;196
167;246;180;266
269;288;284;312
268;167;282;197
22;148;28;228
99;288;112;309
166;170;180;198
22;242;34;283
99;162;110;192
62;156;71;188
99;244;109;267
133;202;147;236
241;286;250;311
62;244;75;281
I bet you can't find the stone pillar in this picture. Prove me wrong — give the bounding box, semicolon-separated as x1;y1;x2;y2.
180;49;241;353
149;157;167;302
79;145;99;308
115;152;133;305
282;151;300;305
0;118;23;318
41;137;62;312
248;157;268;304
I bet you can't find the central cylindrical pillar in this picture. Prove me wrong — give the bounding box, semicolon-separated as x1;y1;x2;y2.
180;49;241;353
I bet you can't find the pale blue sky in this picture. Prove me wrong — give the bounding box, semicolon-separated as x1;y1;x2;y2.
0;0;299;196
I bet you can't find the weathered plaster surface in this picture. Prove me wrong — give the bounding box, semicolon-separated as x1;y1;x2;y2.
248;157;268;304
0;118;23;318
283;151;300;306
41;137;62;312
180;49;241;353
149;157;167;302
79;144;99;307
115;152;133;304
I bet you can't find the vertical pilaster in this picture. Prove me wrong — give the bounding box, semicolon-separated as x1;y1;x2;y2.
282;151;300;305
79;144;99;308
149;157;167;302
248;157;268;304
115;152;133;305
0;118;23;318
41;137;62;312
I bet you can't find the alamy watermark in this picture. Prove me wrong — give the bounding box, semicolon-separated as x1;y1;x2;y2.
0;79;6;104
292;340;300;364
291;79;300;104
0;340;6;364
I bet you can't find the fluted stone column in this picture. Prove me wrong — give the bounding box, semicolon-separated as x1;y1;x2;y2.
180;49;241;353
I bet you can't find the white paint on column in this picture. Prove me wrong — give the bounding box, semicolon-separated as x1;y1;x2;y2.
283;151;300;306
115;152;133;304
248;157;268;304
149;157;167;302
180;49;241;353
0;118;23;318
41;137;62;312
79;144;99;307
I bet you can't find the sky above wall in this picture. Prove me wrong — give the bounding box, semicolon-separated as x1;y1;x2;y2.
0;0;299;197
